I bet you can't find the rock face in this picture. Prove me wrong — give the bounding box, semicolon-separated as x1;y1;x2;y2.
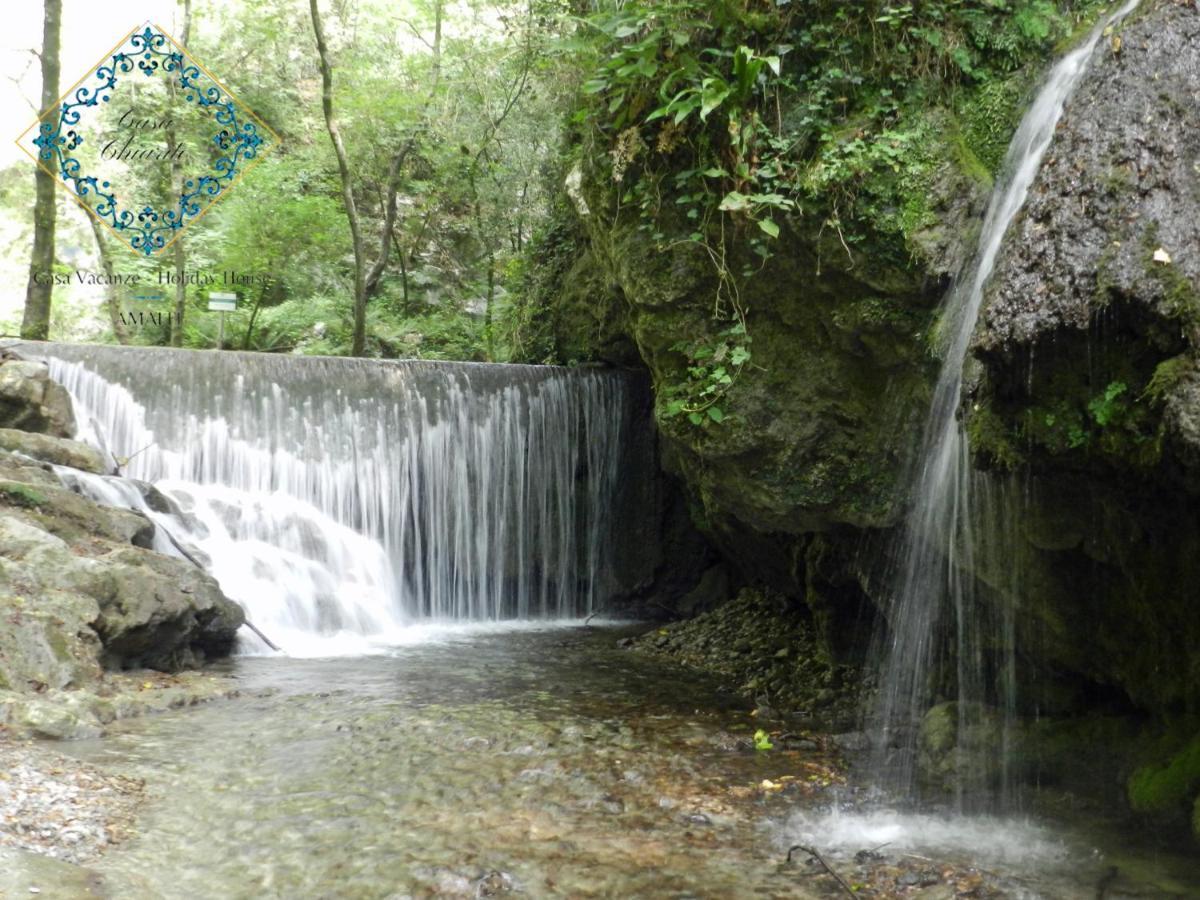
963;0;1200;837
0;353;245;737
966;0;1200;712
547;159;962;634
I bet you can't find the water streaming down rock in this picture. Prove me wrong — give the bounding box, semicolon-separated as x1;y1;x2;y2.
869;0;1142;804
12;343;640;653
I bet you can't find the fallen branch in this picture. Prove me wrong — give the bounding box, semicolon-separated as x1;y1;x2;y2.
786;844;856;898
156;519;283;653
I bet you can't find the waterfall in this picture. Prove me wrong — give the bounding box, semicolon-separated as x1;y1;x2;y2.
13;343;638;654
870;0;1141;802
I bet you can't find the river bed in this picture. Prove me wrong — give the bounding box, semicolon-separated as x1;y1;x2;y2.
7;626;1199;899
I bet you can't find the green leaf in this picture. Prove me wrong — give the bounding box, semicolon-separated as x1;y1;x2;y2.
699;78;732;121
707;406;725;423
757;218;780;238
688;411;705;426
718;191;751;212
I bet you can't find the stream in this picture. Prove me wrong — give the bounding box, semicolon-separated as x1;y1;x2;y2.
21;626;1200;899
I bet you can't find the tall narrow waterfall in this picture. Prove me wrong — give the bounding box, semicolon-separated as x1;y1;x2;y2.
870;0;1141;801
15;344;639;653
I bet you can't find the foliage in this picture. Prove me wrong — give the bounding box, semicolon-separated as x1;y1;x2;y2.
661;321;750;427
1087;380;1128;427
10;0;568;362
570;0;1107;425
753;728;773;751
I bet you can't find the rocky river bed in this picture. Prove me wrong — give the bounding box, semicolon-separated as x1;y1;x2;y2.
0;625;1197;899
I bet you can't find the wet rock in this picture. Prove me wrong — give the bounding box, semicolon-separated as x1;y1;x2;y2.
0;510;243;675
0;848;106;896
833;732;870;753
964;1;1200;724
898;869;940;888
917;702;1008;794
0;359;75;438
474;869;516;897
677;563;730;617
0;429;105;474
634;589;861;723
599;793;625;814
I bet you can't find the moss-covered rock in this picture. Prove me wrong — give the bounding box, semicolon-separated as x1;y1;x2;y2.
1127;733;1200;819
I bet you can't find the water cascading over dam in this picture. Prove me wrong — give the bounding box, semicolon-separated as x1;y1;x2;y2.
13;343;645;653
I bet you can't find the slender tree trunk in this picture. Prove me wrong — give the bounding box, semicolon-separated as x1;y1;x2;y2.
310;0;367;356
168;0;192;347
485;252;495;360
21;0;61;341
88;215;131;344
241;278;270;350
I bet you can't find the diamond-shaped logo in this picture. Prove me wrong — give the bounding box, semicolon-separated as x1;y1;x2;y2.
16;22;278;256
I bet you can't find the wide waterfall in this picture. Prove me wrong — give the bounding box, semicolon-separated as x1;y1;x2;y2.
11;343;641;654
869;0;1142;802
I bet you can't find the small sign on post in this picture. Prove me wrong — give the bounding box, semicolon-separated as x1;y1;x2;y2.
208;292;238;349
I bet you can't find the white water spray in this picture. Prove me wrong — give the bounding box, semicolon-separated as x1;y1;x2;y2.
23;345;636;655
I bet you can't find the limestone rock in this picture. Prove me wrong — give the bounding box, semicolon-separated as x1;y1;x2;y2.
84;546;244;670
0;427;106;473
0;358;75;437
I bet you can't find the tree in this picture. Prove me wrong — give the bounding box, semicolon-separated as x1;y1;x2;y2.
87;215;131;344
168;0;193;347
21;0;61;341
309;0;409;357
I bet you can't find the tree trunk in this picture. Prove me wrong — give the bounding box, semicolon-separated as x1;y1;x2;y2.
485;252;495;360
21;0;61;341
87;215;131;344
310;0;367;356
168;0;192;347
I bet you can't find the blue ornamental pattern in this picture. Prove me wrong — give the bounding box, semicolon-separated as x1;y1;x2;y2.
31;25;271;256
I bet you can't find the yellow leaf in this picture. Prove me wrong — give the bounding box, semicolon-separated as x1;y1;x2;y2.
1153;248;1172;265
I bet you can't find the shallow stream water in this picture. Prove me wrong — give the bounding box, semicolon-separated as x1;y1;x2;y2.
25;626;1200;899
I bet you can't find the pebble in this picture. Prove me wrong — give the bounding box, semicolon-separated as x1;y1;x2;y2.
0;738;143;865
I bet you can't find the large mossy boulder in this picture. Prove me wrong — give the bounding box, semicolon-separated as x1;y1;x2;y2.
966;0;1200;717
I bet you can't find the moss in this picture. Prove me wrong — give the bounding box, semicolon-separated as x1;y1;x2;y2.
1128;732;1200;815
966;405;1024;470
1141;224;1200;328
1145;355;1196;404
958;77;1025;177
0;482;47;509
47;629;72;664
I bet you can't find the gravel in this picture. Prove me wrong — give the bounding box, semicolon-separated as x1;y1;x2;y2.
0;739;143;865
